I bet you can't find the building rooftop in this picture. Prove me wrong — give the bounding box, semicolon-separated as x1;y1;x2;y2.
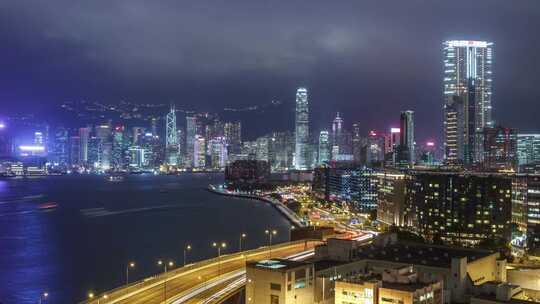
352;242;494;268
247;259;311;272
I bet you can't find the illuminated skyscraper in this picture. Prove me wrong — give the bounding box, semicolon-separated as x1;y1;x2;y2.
185;116;197;167
193;135;206;168
443;40;493;166
166;105;179;165
399;110;415;164
78;128;90;164
318;130;330;165
331;112;344;160
294;87;310;170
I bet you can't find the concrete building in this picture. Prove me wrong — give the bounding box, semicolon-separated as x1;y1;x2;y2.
314;235;506;304
246;259;315;304
376;171;406;227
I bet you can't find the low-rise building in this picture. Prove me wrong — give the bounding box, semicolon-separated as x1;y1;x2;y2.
246;259;315;304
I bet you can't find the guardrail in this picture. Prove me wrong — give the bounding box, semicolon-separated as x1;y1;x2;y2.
79;239;320;304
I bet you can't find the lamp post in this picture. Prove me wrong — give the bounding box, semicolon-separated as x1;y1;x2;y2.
289;225;295;241
239;233;247;252
212;242;227;275
265;229;277;258
38;292;48;304
158;260;174;302
126;262;135;285
183;244;192;266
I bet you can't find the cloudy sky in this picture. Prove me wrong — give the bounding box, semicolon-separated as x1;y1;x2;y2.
1;0;539;141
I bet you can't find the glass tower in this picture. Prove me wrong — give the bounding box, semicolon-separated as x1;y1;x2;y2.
443;40;493;166
294;87;310;170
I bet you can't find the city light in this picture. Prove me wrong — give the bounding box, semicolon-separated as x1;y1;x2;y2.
19;145;45;152
391;127;401;133
0;123;5;129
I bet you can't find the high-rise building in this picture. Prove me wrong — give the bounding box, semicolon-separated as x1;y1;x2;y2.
224;122;242;155
255;136;269;162
482;126;517;172
399;110;415;164
166;106;179;165
94;124;112;170
209;137;228;170
517;134;540;167
268;131;295;172
294;87;310;170
367;131;386;166
111;126;124;170
193;135;206;168
185;116;197;168
50;127;69;166
404;171;511;246
443;40;493;166
318;131;330;165
331;112;344;160
352;123;365;164
78;127;90;164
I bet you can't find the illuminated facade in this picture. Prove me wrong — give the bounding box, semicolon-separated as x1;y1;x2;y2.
377;171;406;227
185;116;197;168
318;130;330;165
332;112;344;160
295;87;310;170
165;105;179;165
404;172;512;246
443;40;493;166
482;126;517;172
517;134;540;166
193;135;206;168
400;110;415;165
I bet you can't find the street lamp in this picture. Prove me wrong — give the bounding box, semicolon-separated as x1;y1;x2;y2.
183;244;192;266
289;226;296;241
126;261;135;285
212;242;227;275
239;233;247;252
265;229;277;258
38;292;48;304
157;260;174;302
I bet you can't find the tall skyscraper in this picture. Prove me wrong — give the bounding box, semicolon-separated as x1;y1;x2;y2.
78;127;90;164
294;87;310;170
224;122;242;155
443;40;493;166
193;135;206;168
318;130;330;165
185;116;197;168
331;112;344;160
399;110;415;164
165;105;179;165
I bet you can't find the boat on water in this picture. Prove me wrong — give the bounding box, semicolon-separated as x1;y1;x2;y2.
38;202;58;210
106;175;125;182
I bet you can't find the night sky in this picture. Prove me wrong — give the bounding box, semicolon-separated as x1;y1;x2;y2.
1;0;540;142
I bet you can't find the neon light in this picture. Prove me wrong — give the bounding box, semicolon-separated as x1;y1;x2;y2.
426;142;435;147
19;145;45;152
391;128;401;133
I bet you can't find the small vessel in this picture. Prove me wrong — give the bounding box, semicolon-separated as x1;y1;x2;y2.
107;175;125;182
38;202;58;210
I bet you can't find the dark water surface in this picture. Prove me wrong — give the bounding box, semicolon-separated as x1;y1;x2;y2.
0;174;290;303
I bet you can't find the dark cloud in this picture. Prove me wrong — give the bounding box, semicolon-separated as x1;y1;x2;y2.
1;0;539;142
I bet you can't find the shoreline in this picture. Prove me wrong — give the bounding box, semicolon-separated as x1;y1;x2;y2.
207;184;306;228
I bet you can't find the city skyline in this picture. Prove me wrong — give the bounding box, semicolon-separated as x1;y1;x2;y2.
2;1;540;143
